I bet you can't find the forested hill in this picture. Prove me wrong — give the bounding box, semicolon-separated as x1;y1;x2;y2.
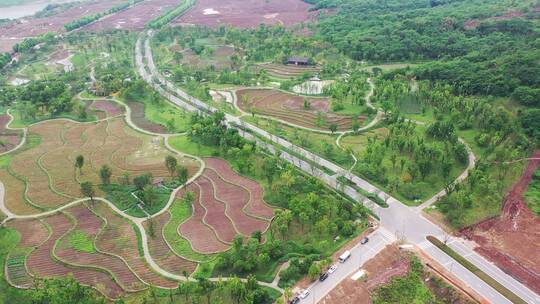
310;0;539;98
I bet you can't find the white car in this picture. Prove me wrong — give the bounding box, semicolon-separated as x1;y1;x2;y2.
328;264;338;274
299;289;310;299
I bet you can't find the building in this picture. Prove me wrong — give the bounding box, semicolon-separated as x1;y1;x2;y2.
287;57;311;66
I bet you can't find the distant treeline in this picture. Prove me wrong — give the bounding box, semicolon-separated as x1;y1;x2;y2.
146;0;195;29
63;0;143;31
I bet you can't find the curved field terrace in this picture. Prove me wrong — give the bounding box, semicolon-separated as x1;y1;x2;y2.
175;158;273;254
237;89;363;131
0;117;198;215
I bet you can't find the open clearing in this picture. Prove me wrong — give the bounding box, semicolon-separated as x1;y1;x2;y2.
85;0;179;32
461;150;540;295
172;0;314;28
1;117;198;215
175;158;273;254
0;0;126;51
237;88;362;131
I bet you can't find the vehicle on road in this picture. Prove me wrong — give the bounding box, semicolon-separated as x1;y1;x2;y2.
338;250;351;263
319;272;329;281
360;237;369;244
289;296;300;304
328;264;338;273
299;290;310;299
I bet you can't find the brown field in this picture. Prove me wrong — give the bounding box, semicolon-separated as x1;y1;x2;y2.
2;117;198;215
176;45;241;71
56;204;146;292
91;202;179;288
143;212;198;275
237;89;362;132
90;100;125;119
85;0;179;32
461;150;540;294
0;0;126;52
173;0;314;28
176;158;273;254
26;212;124;299
126;101;167;133
0;114;22;153
5;219;49;288
258;63;321;79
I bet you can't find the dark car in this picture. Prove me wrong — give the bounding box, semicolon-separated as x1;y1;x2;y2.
319;272;329;281
290;296;300;304
360;237;369;244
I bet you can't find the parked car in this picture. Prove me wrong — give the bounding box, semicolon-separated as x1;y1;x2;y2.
339;250;351;263
328;264;338;274
361;237;369;244
319;272;329;281
300;289;310;299
289;296;300;304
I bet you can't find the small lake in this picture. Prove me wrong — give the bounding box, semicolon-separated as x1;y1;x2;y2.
0;0;77;19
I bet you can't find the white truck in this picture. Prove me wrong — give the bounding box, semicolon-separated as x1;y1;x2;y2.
338;250;351;263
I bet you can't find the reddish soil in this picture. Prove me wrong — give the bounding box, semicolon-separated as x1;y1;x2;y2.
195;177;237;243
236;89;363;131
56;204;145;292
6;219;49;288
85;0;179;32
203;169;270;234
461;150;540;294
0;0;125;46
205;158;274;220
90;100;125;118
91;202;179;288
26;212;124;299
173;0;315;28
143;212;197;275
177;183;231;254
126;101;167;133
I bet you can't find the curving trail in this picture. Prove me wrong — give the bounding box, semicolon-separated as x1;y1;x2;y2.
0;92;283;294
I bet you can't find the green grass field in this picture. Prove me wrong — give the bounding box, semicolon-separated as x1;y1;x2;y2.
525;170;540;217
68;230;95;253
144;99;191;133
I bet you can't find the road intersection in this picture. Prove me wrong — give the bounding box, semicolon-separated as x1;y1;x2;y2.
137;32;540;304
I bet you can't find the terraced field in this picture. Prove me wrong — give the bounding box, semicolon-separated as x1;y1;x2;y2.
0;114;22;153
237;89;362;131
0;117;198;215
173;158;273;254
258;63;321;79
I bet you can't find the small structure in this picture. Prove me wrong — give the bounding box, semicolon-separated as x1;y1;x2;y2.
152;178;164;187
287;57;311;66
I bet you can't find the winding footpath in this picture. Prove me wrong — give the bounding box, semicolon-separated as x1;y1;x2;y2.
0;95;282;292
138;32;540;304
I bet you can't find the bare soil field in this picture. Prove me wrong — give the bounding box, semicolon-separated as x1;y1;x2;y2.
1;117;198;215
258;63;321;79
461;150;540;294
173;0;314;28
175;158;273;254
89;100;125;118
237;89;363;131
0;0;126;51
26;212;124;299
85;0;179;32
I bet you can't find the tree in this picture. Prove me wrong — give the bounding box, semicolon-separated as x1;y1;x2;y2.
165;155;177;177
80;182;95;202
176;166;189;184
99;165;112;185
29;277;105;304
308;263;321;281
329;124;338;134
133;173;152;190
141;185;157;208
75;155;84;174
227;277;247;304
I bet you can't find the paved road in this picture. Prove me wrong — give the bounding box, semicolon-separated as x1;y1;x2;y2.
300;228;395;304
138;33;540;304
